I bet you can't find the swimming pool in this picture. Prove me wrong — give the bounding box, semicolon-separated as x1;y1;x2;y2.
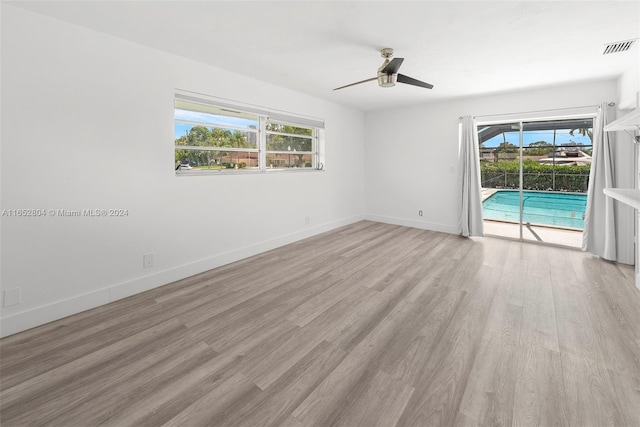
482;190;587;229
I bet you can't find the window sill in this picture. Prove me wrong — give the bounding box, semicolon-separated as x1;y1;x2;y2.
176;168;325;177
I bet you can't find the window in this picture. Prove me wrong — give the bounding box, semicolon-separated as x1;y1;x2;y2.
174;93;324;174
265;121;316;169
478;118;593;192
175;100;259;172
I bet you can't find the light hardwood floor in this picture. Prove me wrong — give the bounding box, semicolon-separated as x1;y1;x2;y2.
1;221;639;426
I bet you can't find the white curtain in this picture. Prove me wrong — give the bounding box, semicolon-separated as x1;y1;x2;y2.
582;103;616;260
459;116;484;237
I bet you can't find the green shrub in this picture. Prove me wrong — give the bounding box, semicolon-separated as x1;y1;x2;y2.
481;160;590;192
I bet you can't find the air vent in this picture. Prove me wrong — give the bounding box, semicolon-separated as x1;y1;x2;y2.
603;39;637;55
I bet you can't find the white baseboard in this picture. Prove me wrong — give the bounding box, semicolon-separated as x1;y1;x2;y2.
364;214;458;235
1;214;365;338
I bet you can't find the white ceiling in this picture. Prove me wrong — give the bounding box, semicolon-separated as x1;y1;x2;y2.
9;1;640;111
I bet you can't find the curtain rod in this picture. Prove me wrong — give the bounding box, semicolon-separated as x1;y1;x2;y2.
459;102;616;120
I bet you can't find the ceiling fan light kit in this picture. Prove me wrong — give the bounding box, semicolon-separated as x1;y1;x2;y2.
334;48;433;91
377;74;397;87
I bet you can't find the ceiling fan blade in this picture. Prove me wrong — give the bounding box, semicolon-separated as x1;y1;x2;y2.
333;77;377;91
380;58;404;74
397;73;434;89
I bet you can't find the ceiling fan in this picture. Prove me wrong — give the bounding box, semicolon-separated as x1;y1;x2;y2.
333;48;434;91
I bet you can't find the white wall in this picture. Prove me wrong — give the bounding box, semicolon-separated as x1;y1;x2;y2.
364;80;636;264
617;65;639;110
0;5;365;337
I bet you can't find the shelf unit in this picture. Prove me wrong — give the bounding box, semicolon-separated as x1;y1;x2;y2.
603;188;640;210
604;108;640;131
604;107;640;290
604;187;640;291
604;108;640;143
605;187;640;291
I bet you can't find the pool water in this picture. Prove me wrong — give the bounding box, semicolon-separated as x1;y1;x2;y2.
482;190;587;229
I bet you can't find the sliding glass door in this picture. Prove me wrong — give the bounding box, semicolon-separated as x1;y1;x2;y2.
478;118;593;247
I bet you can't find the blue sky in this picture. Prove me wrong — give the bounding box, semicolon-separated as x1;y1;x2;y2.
482;129;592;148
174;109;257;139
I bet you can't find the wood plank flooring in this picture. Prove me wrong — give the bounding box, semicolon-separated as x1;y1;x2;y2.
1;220;639;426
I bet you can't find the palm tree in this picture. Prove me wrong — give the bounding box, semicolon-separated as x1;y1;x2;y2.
569;128;593;142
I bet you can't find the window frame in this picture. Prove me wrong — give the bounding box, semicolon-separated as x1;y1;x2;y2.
174;92;324;175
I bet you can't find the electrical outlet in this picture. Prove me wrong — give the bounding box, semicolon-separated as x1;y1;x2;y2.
3;288;21;307
305;216;310;225
143;253;154;268
419;210;423;217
